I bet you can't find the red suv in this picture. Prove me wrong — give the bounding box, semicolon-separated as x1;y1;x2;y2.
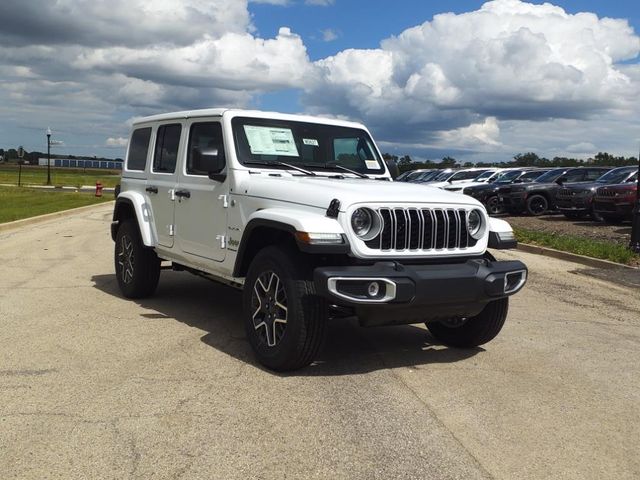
593;172;638;223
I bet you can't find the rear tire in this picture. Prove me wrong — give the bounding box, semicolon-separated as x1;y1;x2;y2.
243;246;327;371
426;298;508;348
114;220;160;298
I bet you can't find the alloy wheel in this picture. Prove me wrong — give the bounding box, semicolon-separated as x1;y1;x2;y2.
251;271;288;347
117;234;135;284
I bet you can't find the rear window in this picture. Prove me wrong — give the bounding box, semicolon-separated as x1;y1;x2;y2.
127;128;151;171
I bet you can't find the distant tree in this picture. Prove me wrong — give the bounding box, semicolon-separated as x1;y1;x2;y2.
440;156;458;167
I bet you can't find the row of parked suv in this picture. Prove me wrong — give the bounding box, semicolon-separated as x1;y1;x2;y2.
400;165;639;222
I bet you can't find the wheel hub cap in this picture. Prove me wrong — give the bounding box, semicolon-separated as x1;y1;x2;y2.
117;235;134;284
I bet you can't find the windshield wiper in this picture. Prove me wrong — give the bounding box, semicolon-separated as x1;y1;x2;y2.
301;163;370;179
245;161;316;176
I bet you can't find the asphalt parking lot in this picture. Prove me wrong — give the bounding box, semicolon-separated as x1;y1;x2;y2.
1;203;639;479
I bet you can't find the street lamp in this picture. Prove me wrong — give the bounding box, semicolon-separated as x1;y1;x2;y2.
46;127;52;186
629;146;640;253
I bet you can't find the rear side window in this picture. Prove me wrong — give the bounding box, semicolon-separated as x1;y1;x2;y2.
187;122;225;175
585;169;607;181
127;128;151;171
153;124;182;173
564;170;585;182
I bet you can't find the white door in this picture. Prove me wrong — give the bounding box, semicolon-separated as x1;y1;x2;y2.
175;120;228;262
147;123;184;248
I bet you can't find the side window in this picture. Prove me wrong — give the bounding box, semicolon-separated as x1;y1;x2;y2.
153;123;182;173
187;122;225;175
585;169;605;181
127;128;151;171
564;170;585;183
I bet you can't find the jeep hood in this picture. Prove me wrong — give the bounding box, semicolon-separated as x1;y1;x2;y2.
243;175;483;210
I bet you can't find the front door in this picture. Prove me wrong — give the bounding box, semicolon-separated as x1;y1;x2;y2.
175;120;228;262
147;123;183;248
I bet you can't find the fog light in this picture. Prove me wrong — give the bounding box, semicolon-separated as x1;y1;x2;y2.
368;281;380;297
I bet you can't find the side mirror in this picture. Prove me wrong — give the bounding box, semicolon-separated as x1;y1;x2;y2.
555;176;567;185
193;147;226;181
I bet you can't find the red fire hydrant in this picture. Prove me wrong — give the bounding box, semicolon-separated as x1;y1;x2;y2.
95;182;103;197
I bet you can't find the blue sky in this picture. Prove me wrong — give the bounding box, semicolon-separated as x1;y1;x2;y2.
0;0;638;162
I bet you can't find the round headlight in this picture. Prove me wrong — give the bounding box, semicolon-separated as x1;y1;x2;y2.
351;208;381;241
467;209;484;239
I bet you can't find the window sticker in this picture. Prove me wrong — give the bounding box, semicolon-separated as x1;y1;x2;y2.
303;138;319;147
365;160;380;170
244;125;299;157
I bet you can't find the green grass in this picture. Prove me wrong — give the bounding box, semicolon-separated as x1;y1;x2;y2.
514;226;640;266
0;164;121;188
0;186;111;223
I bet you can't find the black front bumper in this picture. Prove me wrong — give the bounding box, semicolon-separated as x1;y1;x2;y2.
314;259;527;326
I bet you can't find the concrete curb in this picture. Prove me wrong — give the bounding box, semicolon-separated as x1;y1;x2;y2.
517;242;638;270
0;201;115;233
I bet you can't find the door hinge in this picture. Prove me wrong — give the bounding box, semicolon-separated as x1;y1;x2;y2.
168;224;175;236
218;194;229;208
215;235;226;249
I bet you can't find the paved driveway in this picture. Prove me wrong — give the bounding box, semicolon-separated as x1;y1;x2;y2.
1;203;638;479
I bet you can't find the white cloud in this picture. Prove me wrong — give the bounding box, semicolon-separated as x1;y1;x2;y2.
0;0;638;161
249;0;290;4
321;29;338;42
303;0;640;157
306;0;335;6
105;137;128;147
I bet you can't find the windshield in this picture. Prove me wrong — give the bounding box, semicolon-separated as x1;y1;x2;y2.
232;117;385;175
595;167;636;184
475;170;496;181
415;170;440;181
534;169;564;183
448;170;489;182
495;170;522;183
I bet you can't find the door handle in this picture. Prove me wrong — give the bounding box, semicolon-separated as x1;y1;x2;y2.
145;186;158;194
175;189;191;199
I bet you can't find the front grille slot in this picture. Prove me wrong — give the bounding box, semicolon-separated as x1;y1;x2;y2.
366;207;476;252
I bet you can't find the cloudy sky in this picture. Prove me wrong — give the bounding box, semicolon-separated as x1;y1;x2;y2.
1;0;639;162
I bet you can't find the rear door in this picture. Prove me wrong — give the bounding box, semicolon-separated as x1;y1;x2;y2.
147;123;183;248
175;120;228;262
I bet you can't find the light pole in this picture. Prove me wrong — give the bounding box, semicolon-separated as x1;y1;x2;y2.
629;145;640;253
46;127;52;186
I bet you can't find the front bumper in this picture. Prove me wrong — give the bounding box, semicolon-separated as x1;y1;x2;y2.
556;198;589;211
594;200;634;217
314;259;527;326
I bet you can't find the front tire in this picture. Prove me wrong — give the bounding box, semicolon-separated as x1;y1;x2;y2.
114;220;160;299
526;194;548;216
485;196;504;215
243;246;327;371
426;298;508;348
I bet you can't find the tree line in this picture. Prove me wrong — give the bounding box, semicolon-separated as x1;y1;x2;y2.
383;152;639;174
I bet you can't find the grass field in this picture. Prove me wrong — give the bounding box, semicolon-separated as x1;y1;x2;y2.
0;186;111;224
0;164;121;188
514;226;640;266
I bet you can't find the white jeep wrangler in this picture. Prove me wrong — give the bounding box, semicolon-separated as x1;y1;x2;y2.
111;109;527;371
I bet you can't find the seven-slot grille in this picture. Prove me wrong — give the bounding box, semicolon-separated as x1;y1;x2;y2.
596;188;616;197
364;207;478;252
557;188;573;198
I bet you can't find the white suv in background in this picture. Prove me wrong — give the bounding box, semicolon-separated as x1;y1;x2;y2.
111;109;527;370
